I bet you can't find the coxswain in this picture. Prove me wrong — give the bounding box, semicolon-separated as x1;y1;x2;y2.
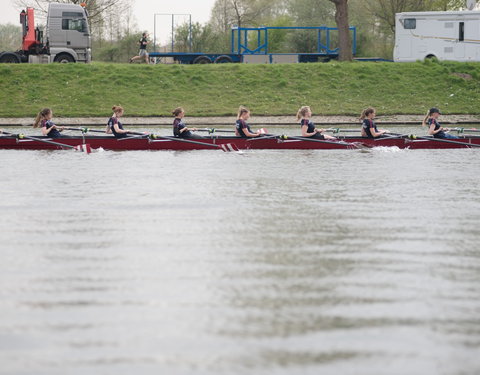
297;106;336;140
422;107;458;139
33;108;65;138
172;107;203;139
360;107;388;138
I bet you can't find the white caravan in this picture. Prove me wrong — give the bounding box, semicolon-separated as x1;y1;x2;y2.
394;10;480;62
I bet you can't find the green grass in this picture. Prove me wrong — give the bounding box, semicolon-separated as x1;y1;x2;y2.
0;60;479;117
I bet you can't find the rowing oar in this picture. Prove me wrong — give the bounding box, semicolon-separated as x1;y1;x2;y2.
375;133;410;141
65;127;106;134
126;131;240;151
276;134;362;148
325;128;360;134
196;128;236;134
408;135;480;148
1;130;91;153
451;127;480;134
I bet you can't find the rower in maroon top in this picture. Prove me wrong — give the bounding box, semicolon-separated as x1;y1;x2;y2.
33;108;65;138
106;105;131;138
360;107;388;138
297;106;336;140
235;106;263;138
172;107;203;139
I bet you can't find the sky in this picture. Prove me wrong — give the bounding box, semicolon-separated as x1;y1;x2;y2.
0;0;217;44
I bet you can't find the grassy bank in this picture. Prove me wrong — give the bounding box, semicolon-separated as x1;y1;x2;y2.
0;60;479;118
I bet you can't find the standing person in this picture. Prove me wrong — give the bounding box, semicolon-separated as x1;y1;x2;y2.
172;107;203;139
235;106;263;138
33;108;65;138
422;107;458;139
360;107;389;138
130;32;149;64
107;106;130;138
297;106;336;140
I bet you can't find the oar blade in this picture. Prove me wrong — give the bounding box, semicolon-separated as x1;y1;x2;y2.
74;144;92;154
221;143;240;152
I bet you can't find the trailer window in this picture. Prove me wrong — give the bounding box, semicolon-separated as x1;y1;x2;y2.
403;18;416;29
62;19;86;32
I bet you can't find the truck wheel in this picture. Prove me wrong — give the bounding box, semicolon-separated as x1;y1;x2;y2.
193;56;211;64
54;54;75;63
425;54;438;61
0;53;21;63
214;55;233;64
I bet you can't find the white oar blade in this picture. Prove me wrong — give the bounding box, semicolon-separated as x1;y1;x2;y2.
74;144;92;154
221;143;240;152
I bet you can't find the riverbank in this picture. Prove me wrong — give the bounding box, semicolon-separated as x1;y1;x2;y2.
1;114;479;127
0;61;479;117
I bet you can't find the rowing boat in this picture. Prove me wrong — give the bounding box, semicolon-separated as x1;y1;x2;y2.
0;134;479;151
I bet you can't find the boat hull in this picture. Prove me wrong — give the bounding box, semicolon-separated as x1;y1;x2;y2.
0;135;479;151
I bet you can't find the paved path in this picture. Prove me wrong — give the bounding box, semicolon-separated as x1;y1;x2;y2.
1;115;479;127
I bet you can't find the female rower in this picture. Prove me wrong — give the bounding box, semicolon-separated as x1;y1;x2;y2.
422;107;458;139
360;107;388;138
33;108;65;138
297;106;336;140
107;105;130;138
172;107;203;139
235;106;262;138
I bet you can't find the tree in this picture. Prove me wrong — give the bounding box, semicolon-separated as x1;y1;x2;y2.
431;0;465;10
365;0;435;33
13;0;130;30
0;24;22;51
210;0;285;31
328;0;352;61
287;0;335;26
174;22;227;53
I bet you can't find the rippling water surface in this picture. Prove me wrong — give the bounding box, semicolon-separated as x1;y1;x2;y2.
1;126;479;375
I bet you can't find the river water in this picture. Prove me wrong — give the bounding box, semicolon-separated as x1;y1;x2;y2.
0;126;479;375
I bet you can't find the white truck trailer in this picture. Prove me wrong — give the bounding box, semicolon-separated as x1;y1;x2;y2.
394;10;480;62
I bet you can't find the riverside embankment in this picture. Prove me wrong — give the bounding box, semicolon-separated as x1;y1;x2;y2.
0;60;479;118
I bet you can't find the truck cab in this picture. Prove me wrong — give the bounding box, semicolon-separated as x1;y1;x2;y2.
47;2;91;63
0;2;91;63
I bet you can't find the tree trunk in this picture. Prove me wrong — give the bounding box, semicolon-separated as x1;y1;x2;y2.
329;0;352;61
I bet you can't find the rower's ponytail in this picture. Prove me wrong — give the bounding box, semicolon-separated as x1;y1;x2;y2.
296;106;310;121
112;105;123;114
33;108;51;128
360;107;375;121
237;105;250;119
422;109;430;127
172;107;184;117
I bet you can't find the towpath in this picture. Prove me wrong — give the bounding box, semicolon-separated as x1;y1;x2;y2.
0;114;479;127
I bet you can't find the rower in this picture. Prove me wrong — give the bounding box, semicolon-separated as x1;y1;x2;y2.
33;108;65;138
297;106;336;140
235;106;262;138
107;105;130;138
360;107;388;138
172;107;203;139
422;107;458;139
